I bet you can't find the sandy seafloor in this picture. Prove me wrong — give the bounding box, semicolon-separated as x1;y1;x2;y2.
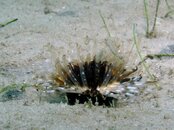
0;0;174;130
